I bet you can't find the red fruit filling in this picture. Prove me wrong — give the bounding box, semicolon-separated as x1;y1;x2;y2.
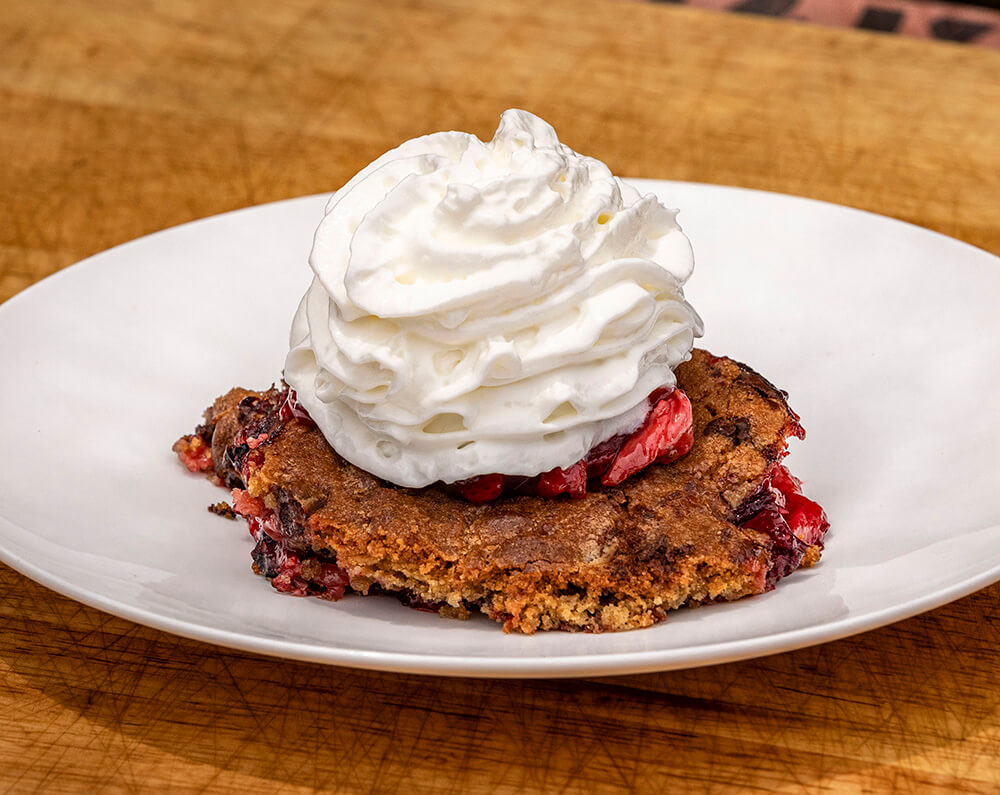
602;389;693;486
229;481;444;611
217;386;693;504
278;390;315;425
452;388;694;503
180;382;830;612
740;464;830;588
454;472;507;504
537;460;587;498
231;487;350;600
172;435;213;473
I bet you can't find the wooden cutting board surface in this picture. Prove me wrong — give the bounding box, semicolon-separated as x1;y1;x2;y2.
1;1;999;791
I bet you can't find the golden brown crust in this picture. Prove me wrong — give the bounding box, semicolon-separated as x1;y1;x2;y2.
204;387;256;473
198;349;813;633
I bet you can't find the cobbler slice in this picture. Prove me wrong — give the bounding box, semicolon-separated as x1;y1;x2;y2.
174;349;829;633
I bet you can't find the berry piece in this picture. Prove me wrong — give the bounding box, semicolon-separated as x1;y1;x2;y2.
454;473;507;503
769;465;829;545
314;562;350;599
279;389;315;425
743;506;804;586
231;488;276;540
173;435;213;473
444;387;694;502
602;390;693;487
784;491;829;545
536;460;588;498
770;464;802;495
583;434;626;480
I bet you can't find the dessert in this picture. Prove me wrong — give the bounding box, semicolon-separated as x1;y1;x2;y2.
285;109;701;494
174;110;829;633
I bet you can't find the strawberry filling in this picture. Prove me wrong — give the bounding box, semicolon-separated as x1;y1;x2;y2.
452;388;694;503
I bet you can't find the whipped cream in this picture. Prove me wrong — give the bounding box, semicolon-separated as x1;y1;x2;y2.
285;109;703;488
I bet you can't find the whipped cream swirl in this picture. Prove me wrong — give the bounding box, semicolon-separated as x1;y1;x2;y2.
285;109;703;488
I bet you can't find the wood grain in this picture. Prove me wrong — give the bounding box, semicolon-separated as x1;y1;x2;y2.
1;0;998;791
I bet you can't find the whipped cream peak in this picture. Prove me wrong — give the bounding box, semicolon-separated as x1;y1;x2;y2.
285;109;703;487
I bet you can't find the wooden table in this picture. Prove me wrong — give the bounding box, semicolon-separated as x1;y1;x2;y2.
2;1;999;791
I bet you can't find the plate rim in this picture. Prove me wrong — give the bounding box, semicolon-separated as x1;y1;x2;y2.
4;178;999;317
1;516;998;677
2;180;999;678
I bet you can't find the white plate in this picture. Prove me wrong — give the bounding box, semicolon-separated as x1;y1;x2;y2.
1;180;998;678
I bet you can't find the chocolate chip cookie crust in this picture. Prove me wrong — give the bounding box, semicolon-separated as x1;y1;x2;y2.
174;349;828;633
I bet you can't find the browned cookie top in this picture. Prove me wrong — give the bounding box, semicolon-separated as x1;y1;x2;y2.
202;349;802;625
